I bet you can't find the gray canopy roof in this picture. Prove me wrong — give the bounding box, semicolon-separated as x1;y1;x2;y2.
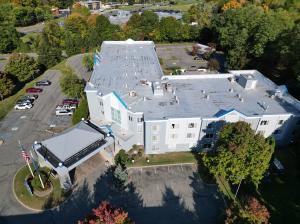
41;121;104;161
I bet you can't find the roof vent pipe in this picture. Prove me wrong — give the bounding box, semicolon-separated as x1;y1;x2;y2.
205;95;210;100
240;98;244;102
202;90;206;94
229;88;234;93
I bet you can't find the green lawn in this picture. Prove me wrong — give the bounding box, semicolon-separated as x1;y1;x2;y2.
127;151;196;167
258;148;300;223
14;165;68;210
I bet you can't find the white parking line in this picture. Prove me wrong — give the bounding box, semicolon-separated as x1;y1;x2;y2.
11;127;18;131
20;116;26;119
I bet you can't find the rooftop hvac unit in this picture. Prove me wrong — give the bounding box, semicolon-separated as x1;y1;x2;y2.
129;91;137;97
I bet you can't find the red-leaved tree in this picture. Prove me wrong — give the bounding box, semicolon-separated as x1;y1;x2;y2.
78;201;133;224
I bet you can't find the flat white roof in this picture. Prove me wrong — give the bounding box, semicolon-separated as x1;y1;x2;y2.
87;40;300;120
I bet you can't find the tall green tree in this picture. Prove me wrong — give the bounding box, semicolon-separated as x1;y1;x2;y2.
203;121;275;188
140;10;159;39
213;5;293;69
0;71;15;98
5;53;39;82
37;21;62;68
0;4;19;53
60;70;84;98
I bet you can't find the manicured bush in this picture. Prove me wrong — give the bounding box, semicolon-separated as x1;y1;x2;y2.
114;149;129;168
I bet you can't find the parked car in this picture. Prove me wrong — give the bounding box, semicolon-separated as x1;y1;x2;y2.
36;80;51;86
56;104;77;110
14;103;32;110
63;99;79;105
16;99;32;104
56;109;73;116
26;87;43;93
21;95;38;101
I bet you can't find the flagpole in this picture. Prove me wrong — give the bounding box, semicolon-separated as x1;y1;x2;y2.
30;149;44;189
18;140;34;177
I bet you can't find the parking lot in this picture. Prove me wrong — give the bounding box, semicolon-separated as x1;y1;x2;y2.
156;43;208;74
127;164;222;224
0;69;72;217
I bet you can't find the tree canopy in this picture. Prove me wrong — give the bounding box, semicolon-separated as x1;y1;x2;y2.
5;53;39;82
0;71;15;98
203;121;275;187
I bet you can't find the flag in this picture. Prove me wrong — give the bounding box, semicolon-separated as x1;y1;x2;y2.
21;149;30;162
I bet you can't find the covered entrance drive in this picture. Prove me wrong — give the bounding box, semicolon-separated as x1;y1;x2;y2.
33;120;114;189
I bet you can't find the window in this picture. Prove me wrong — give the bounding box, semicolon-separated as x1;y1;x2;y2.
152;146;159;151
128;116;133;121
137;117;144;122
203;143;211;148
187;133;195;138
204;133;213;139
278;120;284;125
260;120;269;125
99;101;103;106
152;135;159;142
171;123;179;129
170;134;178;139
188;123;196;128
258;130;265;136
274;129;281;135
101;110;104;115
111;107;121;124
152;125;159;132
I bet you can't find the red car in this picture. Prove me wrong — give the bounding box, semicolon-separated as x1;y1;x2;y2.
26;87;43;93
63;99;79;105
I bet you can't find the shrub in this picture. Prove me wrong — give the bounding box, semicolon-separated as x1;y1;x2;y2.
72;97;89;125
208;58;220;71
82;54;94;71
30;171;48;191
114;149;129;168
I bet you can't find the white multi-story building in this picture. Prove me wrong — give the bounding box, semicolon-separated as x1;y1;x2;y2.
85;39;300;154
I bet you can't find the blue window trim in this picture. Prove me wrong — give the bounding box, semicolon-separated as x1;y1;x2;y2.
112;91;128;109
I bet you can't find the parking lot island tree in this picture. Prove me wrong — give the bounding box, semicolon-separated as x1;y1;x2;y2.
203;121;275;193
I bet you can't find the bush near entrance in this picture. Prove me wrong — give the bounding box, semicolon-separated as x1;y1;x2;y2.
13;164;70;210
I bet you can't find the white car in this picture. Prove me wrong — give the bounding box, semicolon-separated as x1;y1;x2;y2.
56;109;73;116
15;103;32;110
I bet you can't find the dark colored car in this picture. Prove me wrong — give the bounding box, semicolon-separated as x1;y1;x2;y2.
63;99;79;105
36;80;51;86
26;87;43;93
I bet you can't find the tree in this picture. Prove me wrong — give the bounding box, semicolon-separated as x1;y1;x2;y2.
183;1;214;28
114;149;129;168
72;97;89;125
113;164;128;191
0;72;15;98
5;53;39;82
82;54;94;71
37;21;62;68
208;58;220;71
213;5;293;69
140;10;159;39
241;197;270;224
203;121;275;188
78;201;133;224
60;70;84;98
0;4;19;53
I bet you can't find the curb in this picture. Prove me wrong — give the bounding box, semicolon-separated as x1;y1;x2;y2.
127;162;196;170
12;165;72;212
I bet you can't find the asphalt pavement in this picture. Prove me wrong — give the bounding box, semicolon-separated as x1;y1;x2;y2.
0;70;71;219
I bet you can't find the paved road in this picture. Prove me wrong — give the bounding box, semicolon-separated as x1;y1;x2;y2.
66;54;92;81
0;70;71;220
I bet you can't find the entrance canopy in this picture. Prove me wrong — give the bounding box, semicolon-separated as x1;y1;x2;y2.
36;121;113;169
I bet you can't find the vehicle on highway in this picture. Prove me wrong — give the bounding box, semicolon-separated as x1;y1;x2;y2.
26;87;43;93
56;104;77;110
36;80;51;86
63;99;79;105
56;109;73;116
14;102;32;110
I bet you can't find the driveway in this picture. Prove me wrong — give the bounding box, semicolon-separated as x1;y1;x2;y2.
0;70;71;219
